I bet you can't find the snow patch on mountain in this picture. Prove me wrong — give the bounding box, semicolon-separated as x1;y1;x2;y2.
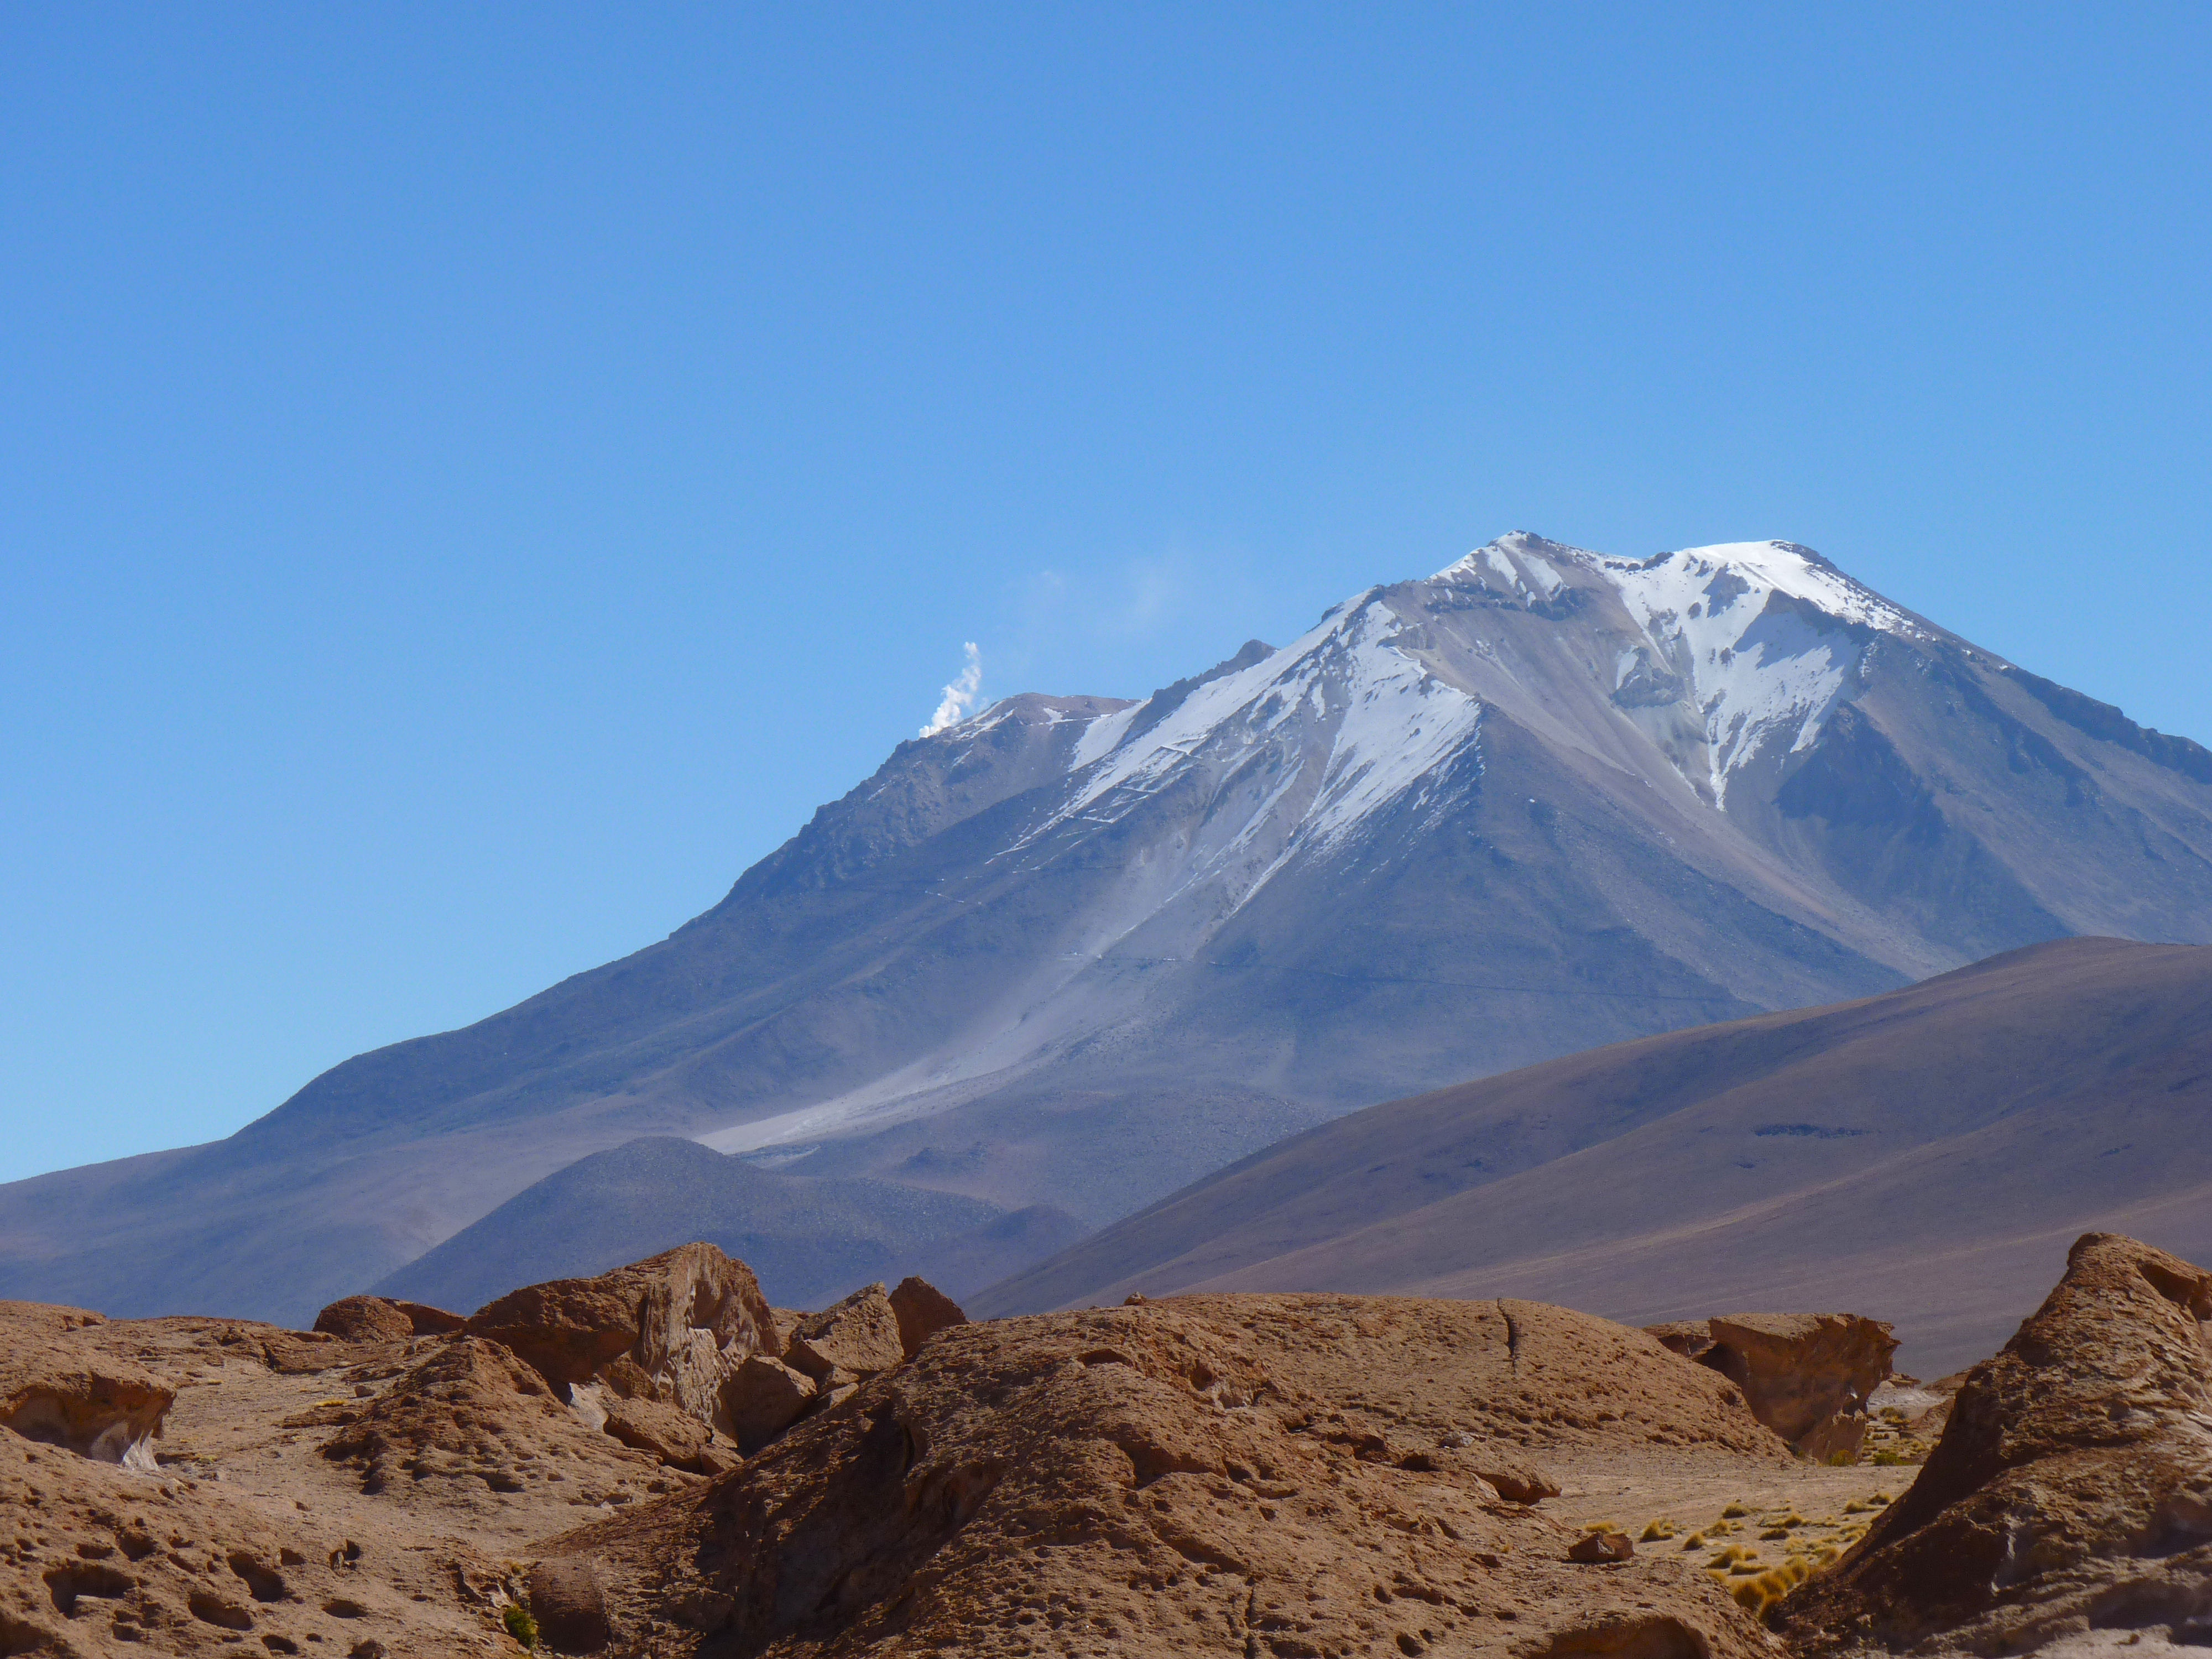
1609;545;1913;805
1048;591;1483;866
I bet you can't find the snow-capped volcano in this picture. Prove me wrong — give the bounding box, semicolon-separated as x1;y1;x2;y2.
917;533;1943;977
12;533;2212;1324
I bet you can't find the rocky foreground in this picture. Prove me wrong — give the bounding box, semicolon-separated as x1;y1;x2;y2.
1;1235;2205;1657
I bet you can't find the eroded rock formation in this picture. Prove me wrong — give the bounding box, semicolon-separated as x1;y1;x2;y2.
565;1292;1792;1657
465;1241;778;1434
1649;1312;1898;1460
311;1293;463;1343
1785;1233;2212;1653
0;1301;173;1469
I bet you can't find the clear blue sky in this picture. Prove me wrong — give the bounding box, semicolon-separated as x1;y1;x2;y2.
6;6;2209;1183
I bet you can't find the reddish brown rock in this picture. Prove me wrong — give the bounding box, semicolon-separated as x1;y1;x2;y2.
0;1301;173;1468
1569;1530;1635;1563
529;1555;612;1652
601;1394;732;1475
1648;1310;1897;1458
719;1354;817;1455
389;1297;466;1334
1473;1455;1562;1503
1785;1233;2212;1655
313;1295;414;1343
782;1282;904;1381
559;1292;1788;1658
465;1243;778;1428
320;1335;656;1500
887;1275;966;1360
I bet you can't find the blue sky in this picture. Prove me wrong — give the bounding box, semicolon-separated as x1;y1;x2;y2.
5;6;2209;1183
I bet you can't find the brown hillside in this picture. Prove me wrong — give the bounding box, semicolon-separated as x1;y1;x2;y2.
978;937;2212;1376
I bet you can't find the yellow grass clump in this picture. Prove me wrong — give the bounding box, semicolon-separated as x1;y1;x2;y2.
1729;1554;1814;1615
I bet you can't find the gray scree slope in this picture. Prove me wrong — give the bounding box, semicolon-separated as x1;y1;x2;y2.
7;534;2211;1324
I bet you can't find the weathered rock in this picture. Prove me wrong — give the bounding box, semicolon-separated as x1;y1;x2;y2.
1569;1530;1635;1563
887;1275;967;1360
1648;1310;1897;1458
559;1292;1789;1658
0;1303;173;1467
0;1298;105;1334
1785;1233;2212;1655
319;1335;658;1500
389;1297;466;1334
782;1282;904;1381
600;1394;724;1474
1473;1455;1562;1503
528;1555;612;1652
313;1295;414;1343
719;1354;816;1454
465;1243;778;1430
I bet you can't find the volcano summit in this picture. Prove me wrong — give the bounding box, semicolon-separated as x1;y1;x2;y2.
7;535;2211;1323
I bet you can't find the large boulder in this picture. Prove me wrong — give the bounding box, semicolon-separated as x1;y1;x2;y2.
314;1293;463;1342
1647;1310;1897;1458
888;1275;967;1360
0;1302;172;1468
719;1354;817;1455
1785;1233;2212;1655
782;1282;904;1381
466;1243;777;1430
528;1556;612;1653
600;1395;732;1475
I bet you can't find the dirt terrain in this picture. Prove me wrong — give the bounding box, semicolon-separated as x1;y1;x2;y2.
4;1233;2201;1657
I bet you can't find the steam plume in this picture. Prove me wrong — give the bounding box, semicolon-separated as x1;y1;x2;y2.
921;642;983;736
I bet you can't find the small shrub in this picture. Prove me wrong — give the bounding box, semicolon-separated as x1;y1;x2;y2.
1682;1531;1707;1549
1721;1502;1750;1518
1759;1527;1792;1540
503;1605;537;1649
1640;1520;1676;1541
1825;1449;1854;1466
1871;1450;1908;1466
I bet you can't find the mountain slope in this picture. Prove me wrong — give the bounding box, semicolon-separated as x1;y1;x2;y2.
7;534;2212;1324
973;936;2212;1375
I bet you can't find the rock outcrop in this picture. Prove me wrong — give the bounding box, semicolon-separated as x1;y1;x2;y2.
465;1242;778;1432
1785;1233;2212;1653
887;1274;966;1360
0;1303;640;1654
563;1292;1792;1656
317;1334;659;1500
1648;1312;1897;1459
312;1293;463;1342
0;1301;174;1468
781;1281;905;1383
529;1556;613;1653
720;1354;817;1455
